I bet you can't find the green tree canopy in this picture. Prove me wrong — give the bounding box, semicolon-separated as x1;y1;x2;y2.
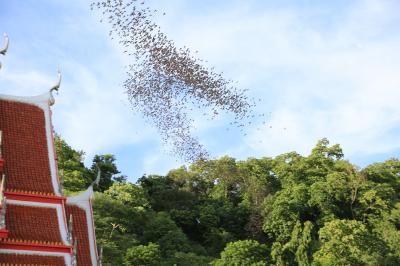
313;219;387;266
125;243;161;266
92;154;121;192
55;136;400;264
54;134;92;192
213;240;269;266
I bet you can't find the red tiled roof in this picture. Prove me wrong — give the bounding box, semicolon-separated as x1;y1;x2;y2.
0;99;54;194
66;205;93;266
0;253;65;265
0;96;97;264
6;204;62;244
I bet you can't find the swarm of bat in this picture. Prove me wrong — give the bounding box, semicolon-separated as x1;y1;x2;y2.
91;0;256;162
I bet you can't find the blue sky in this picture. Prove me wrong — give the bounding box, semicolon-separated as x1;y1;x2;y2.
1;0;400;181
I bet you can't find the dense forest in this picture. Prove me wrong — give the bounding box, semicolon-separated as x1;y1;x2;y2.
55;136;400;265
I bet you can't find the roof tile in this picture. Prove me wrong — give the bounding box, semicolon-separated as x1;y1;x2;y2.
6;204;62;243
0;99;54;194
0;253;65;265
66;205;93;266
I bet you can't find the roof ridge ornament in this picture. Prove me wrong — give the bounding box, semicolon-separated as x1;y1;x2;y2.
49;70;62;106
59;169;65;195
98;245;103;266
0;33;9;70
72;238;78;266
0;130;3;158
67;214;73;245
0;197;6;229
67;164;101;206
92;164;101;187
0;174;5;205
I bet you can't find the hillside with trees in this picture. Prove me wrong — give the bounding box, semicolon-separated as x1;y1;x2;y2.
55;135;400;265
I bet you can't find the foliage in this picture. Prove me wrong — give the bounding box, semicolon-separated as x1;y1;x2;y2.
163;251;213;266
93;193;144;265
142;212;190;256
125;243;161;266
105;182;149;209
213;240;269;266
263;183;310;242
312;219;387;265
238;157;280;208
56;137;400;265
92;154;122;192
55;135;123;193
54;134;92;192
272;221;315;266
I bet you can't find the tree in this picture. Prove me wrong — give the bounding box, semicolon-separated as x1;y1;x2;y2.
167;166;213;200
356;182;395;223
105;182;149;209
306;138;344;180
308;170;355;222
142;212;190;256
190;156;241;202
312;219;387;266
54;134;92;192
92;154;121;192
362;159;400;194
125;243;161;266
93;193;148;264
55;135;124;193
373;203;400;264
164;251;213;266
213;240;269;266
238;157;280;208
139;174;197;212
57;136;400;264
263;184;310;242
277;221;315;266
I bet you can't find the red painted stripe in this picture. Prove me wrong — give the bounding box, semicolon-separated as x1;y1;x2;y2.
5;191;66;204
0;241;72;254
0;229;9;238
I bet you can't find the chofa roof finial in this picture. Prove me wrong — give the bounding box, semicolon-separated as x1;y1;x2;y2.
49;70;62;106
72;238;78;266
67;214;73;245
98;246;103;266
0;33;9;70
93;164;101;187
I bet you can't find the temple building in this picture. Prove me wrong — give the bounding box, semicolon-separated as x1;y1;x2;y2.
0;34;101;265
